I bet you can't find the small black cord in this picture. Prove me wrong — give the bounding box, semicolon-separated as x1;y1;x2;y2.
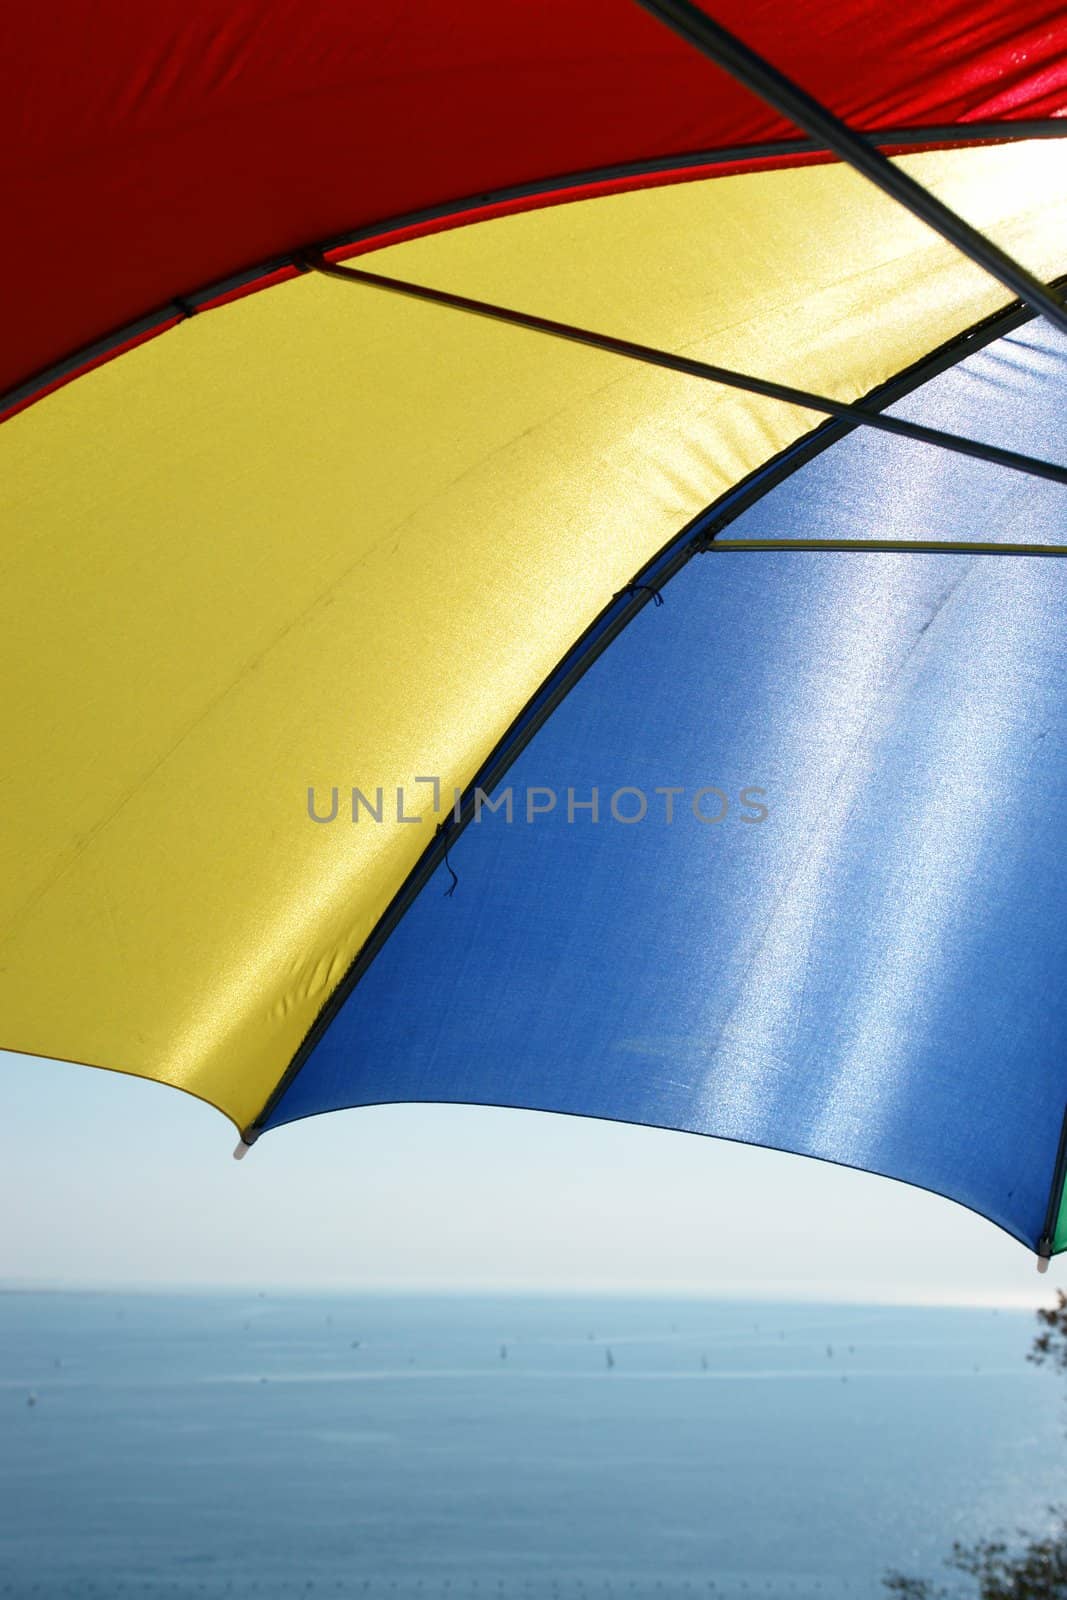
435;822;458;898
614;582;664;607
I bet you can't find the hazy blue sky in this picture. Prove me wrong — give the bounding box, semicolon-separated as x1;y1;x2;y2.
1;1047;1059;1306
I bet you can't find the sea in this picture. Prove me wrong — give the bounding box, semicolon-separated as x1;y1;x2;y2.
0;1294;1063;1599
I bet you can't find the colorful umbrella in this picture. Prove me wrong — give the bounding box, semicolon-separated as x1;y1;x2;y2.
2;3;1065;1261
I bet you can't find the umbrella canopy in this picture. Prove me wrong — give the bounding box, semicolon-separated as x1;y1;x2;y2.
2;2;1065;1258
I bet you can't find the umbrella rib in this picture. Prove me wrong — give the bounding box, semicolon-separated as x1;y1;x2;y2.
706;539;1067;555
307;255;1067;487
1037;1103;1067;1266
631;0;1067;338
1036;1100;1067;1260
6;121;1063;423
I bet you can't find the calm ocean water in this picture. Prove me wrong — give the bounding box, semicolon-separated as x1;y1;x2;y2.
0;1293;1063;1598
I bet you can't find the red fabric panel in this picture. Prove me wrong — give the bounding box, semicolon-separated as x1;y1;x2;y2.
3;0;1064;398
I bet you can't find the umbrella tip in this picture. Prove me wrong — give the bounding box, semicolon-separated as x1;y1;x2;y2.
233;1138;253;1161
1037;1252;1051;1274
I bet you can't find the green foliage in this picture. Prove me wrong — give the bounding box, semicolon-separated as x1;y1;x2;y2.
885;1518;1067;1599
883;1296;1067;1599
1030;1292;1067;1375
884;1574;944;1598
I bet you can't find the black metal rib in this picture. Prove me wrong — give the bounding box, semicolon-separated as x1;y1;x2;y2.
1038;1104;1067;1262
5;120;1064;422
308;254;1067;486
633;0;1067;337
710;539;1067;556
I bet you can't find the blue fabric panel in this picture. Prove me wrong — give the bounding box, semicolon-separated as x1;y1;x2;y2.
266;326;1067;1252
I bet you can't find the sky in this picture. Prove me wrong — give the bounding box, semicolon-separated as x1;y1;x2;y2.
1;1047;1060;1306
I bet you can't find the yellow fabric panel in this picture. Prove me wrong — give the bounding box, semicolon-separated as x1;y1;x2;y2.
0;143;1063;1132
